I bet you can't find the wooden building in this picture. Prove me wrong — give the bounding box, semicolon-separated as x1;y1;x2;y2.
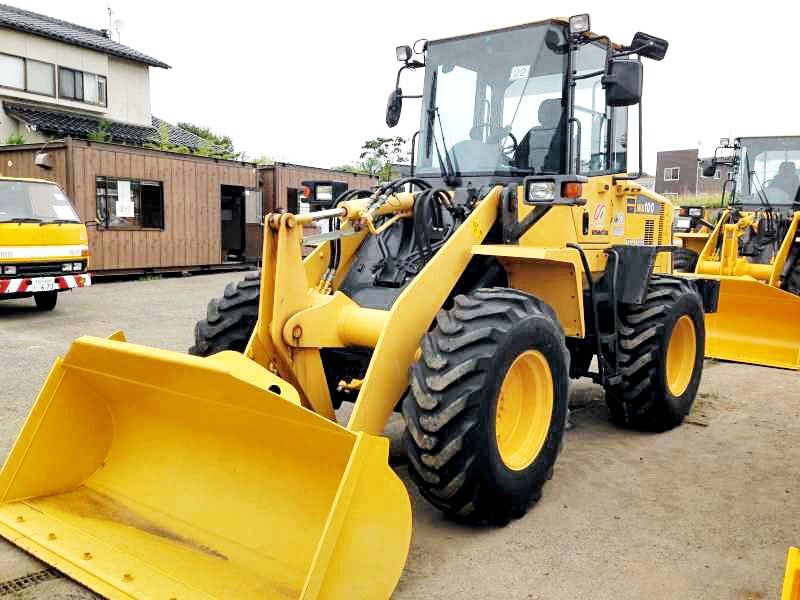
0;140;376;274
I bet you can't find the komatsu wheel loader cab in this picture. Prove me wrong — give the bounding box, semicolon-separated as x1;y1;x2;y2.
674;136;800;369
0;15;712;600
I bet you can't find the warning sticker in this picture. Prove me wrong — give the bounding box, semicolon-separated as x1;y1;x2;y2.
509;65;530;80
592;204;606;226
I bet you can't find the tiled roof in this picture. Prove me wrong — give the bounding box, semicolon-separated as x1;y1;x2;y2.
151;118;223;151
0;3;169;69
3;102;220;152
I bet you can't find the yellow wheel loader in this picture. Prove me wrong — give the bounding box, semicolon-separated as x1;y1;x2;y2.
674;136;800;369
0;15;715;599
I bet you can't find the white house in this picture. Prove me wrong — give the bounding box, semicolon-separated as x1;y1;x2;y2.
0;3;208;149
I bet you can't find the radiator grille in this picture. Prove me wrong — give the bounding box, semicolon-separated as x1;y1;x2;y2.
644;220;655;245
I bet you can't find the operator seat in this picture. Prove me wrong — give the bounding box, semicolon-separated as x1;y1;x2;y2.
514;98;565;172
769;161;800;199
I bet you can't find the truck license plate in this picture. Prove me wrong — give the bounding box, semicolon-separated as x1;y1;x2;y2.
29;278;57;292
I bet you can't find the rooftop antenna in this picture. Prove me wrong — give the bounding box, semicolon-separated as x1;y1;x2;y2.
113;18;124;43
106;5;123;42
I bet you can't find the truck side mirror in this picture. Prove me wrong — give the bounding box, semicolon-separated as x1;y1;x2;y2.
386;88;403;128
701;159;717;178
604;59;643;107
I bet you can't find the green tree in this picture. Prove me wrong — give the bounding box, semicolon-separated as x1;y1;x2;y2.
357;136;409;181
87;120;112;143
176;122;238;159
4;133;26;145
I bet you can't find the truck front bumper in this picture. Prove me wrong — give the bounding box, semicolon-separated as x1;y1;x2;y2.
0;273;92;295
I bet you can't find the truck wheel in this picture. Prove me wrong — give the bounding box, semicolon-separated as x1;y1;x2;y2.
402;288;569;525
672;248;699;272
34;291;58;311
605;276;704;432
189;272;260;356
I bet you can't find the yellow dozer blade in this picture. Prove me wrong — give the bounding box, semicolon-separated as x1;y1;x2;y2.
701;276;800;370
0;335;411;599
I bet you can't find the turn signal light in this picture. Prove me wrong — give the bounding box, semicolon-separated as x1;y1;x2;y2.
562;182;583;199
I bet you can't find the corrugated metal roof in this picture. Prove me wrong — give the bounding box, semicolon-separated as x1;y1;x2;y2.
0;3;170;68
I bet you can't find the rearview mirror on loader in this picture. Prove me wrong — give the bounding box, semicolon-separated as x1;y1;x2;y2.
386;88;403;127
604;59;643;107
701;159;718;178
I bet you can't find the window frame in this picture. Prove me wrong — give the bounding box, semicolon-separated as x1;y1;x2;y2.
0;52;56;98
95;176;165;230
24;58;56;97
58;66;107;107
663;166;681;181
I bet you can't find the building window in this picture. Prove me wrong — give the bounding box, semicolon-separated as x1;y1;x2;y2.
96;177;164;229
25;59;55;96
0;53;25;90
0;53;56;96
663;167;681;181
59;67;107;106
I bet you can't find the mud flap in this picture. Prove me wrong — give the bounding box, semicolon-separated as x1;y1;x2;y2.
0;336;411;599
700;277;800;370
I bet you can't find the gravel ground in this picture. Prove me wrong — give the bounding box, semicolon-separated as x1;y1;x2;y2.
0;272;797;599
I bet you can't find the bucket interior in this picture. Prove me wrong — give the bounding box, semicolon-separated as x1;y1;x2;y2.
704;277;800;370
0;337;410;599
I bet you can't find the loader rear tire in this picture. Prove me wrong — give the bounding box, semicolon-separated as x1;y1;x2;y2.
402;288;569;525
189;272;260;356
672;248;699;273
604;276;704;432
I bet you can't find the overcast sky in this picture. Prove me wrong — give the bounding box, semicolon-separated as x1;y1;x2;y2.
19;0;800;173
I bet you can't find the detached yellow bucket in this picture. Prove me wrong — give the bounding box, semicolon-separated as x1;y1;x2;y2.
0;336;411;599
702;276;800;370
785;547;800;600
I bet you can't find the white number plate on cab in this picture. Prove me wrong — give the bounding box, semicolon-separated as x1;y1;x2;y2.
29;277;58;292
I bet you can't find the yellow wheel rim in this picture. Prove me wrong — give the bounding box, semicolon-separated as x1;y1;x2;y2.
665;315;697;396
495;350;554;471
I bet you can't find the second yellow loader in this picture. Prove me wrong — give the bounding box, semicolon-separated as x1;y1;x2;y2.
674;136;800;369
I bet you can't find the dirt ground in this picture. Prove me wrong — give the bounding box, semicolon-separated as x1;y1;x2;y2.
0;272;797;599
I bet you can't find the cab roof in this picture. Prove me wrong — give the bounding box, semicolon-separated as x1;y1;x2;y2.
428;17;619;48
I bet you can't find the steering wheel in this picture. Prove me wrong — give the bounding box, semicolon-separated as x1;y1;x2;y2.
500;131;518;160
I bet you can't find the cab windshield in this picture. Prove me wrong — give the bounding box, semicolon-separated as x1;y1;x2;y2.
735;137;800;207
0;180;80;223
416;22;628;177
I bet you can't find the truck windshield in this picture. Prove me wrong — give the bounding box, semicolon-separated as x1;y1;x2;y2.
0;180;80;223
416;22;626;177
735;137;800;207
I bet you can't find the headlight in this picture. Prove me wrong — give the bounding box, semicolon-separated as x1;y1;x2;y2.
528;182;556;202
72;262;83;271
2;265;16;275
62;263;73;272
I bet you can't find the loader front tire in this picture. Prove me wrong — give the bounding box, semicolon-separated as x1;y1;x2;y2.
672;247;699;273
605;276;704;432
783;257;800;296
189;272;260;356
402;288;569;525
